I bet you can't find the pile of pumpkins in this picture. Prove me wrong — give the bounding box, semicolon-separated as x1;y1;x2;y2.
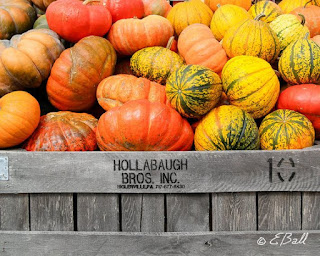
0;0;319;152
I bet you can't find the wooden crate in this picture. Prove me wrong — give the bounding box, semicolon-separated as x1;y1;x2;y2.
0;147;319;255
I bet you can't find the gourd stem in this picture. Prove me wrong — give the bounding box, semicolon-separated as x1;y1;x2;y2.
298;14;306;26
304;32;310;39
304;0;313;8
273;69;281;78
83;0;100;5
166;36;175;49
254;13;266;21
217;4;221;8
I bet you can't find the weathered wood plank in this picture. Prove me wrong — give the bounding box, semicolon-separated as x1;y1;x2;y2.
212;193;256;231
302;193;320;230
258;192;301;231
30;194;74;231
0;195;29;231
140;195;165;232
167;194;210;232
0;231;318;256
77;194;119;231
0;150;319;193
121;194;142;232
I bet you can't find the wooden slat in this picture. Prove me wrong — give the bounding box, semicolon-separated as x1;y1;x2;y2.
258;192;301;231
167;194;210;232
30;194;74;231
0;150;319;193
140;195;165;232
212;193;256;231
121;194;142;232
302;193;320;230
0;195;29;231
0;231;318;256
77;194;119;231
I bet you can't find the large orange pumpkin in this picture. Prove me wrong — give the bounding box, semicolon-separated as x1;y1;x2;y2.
0;29;64;97
178;24;228;74
46;36;117;112
96;74;167;111
107;15;174;56
204;0;251;11
0;91;40;149
96;99;194;151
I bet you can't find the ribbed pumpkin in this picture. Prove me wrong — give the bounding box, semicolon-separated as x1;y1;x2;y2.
166;65;222;118
130;43;184;85
23;111;98;151
222;14;280;63
259;109;315;150
0;91;40;149
278;0;313;13
142;0;172;17
31;0;56;11
0;0;36;39
46;36;117;112
204;0;251;11
278;36;320;85
291;4;320;37
114;59;133;75
270;14;310;51
107;15;174;56
0;29;64;97
210;4;251;41
178;24;228;73
277;84;320;139
96;75;167;111
248;0;283;23
167;0;213;36
312;35;320;45
194;105;260;151
96;99;194;151
33;15;49;29
222;56;280;119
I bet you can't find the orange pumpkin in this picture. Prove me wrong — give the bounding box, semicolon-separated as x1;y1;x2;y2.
31;0;56;11
312;35;320;45
107;15;174;56
204;0;251;11
96;74;167;111
142;0;171;17
96;99;194;151
0;91;40;148
46;36;117;112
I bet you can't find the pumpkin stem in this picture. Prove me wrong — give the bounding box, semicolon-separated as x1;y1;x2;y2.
166;36;175;49
273;69;281;78
83;0;100;5
217;4;221;8
298;14;306;26
254;13;266;21
304;0;313;8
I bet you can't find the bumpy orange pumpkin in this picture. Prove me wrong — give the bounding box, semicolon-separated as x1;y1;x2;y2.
204;0;251;11
178;24;228;74
46;36;117;111
0;91;40;148
96;75;167;111
107;15;174;56
96;99;194;151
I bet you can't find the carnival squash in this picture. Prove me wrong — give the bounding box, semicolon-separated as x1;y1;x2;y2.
204;0;251;11
33;15;49;29
96;99;194;151
248;0;283;23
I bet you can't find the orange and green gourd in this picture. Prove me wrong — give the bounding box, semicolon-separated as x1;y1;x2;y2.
270;14;310;51
248;0;283;23
278;0;313;13
166;65;222;119
222;14;280;63
222;56;280;119
259;109;315;150
278;34;320;85
210;4;252;41
130;38;184;85
166;0;213;36
194;105;260;151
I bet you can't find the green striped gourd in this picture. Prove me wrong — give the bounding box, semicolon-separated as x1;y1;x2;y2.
248;0;283;23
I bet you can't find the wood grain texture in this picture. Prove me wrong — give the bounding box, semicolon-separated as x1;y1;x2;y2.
0;195;29;231
0;150;319;193
0;231;318;256
140;195;165;232
302;193;320;230
258;192;301;231
167;194;210;232
77;194;119;231
121;194;142;232
30;194;74;231
212;193;256;231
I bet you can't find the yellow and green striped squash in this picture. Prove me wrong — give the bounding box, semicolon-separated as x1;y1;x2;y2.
210;4;251;41
248;0;283;23
222;56;280;119
194;105;260;151
278;0;313;13
167;0;213;36
130;46;184;85
222;14;280;63
166;65;222;119
259;109;315;150
270;14;310;51
278;36;320;85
